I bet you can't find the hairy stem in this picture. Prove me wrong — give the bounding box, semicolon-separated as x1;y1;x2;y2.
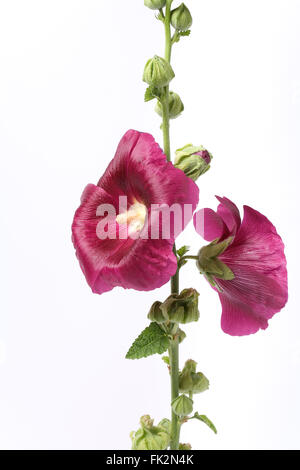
162;0;180;450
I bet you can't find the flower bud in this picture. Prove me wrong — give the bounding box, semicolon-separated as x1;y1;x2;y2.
197;238;234;282
131;415;170;450
144;0;166;10
160;288;199;324
143;56;175;88
140;414;154;429
147;301;167;323
170;3;193;32
171;394;193;417
175;144;212;181
179;360;210;394
155;92;184;119
157;418;171;435
179;443;192;450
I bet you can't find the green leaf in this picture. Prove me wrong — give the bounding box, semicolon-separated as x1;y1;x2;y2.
180;30;191;38
162;356;170;365
172;30;191;44
126;323;170;360
193;412;217;434
177;245;190;258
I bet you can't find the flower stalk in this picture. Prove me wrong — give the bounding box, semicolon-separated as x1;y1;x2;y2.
162;0;181;450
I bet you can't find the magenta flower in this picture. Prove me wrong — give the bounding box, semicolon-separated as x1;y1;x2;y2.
72;130;199;294
193;197;288;336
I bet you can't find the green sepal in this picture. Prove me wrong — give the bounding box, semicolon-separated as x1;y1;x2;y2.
197;237;235;281
126;323;169;359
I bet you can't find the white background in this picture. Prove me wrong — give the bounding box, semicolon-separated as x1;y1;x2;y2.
0;0;299;450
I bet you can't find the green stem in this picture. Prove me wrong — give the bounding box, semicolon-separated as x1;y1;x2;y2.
169;334;180;449
162;0;180;451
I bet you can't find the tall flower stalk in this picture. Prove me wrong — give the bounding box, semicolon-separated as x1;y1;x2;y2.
72;0;288;450
162;0;180;450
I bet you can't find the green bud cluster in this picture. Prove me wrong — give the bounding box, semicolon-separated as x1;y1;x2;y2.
131;415;171;450
155;91;184;119
147;288;200;325
144;0;166;10
170;3;193;32
197;238;235;289
143;56;175;89
179;360;209;394
175;144;213;181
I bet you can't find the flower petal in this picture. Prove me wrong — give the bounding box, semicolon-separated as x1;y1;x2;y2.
222;205;288;291
219;294;269;336
193;208;228;241
72;130;199;294
215;205;288;335
216;196;241;235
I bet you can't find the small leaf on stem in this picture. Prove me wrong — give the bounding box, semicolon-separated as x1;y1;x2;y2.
193;412;217;434
126;323;169;359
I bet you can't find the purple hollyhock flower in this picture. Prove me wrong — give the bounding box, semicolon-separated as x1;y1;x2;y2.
193;196;288;336
72;130;199;294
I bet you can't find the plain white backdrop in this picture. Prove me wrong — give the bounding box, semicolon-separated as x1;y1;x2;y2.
0;0;299;450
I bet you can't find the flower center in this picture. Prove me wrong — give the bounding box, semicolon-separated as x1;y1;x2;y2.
116;201;147;235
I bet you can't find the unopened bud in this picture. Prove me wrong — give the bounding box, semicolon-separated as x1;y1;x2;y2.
147;301;166;323
171;394;193;417
143;56;175;88
179;443;192;450
179;360;210;394
144;0;166;10
175;144;212;181
155;91;184;119
170;3;193;32
160;288;199;324
131;415;170;450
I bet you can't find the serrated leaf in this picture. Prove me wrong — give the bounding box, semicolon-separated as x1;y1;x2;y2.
126;323;170;360
177;245;190;258
193;412;217;434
